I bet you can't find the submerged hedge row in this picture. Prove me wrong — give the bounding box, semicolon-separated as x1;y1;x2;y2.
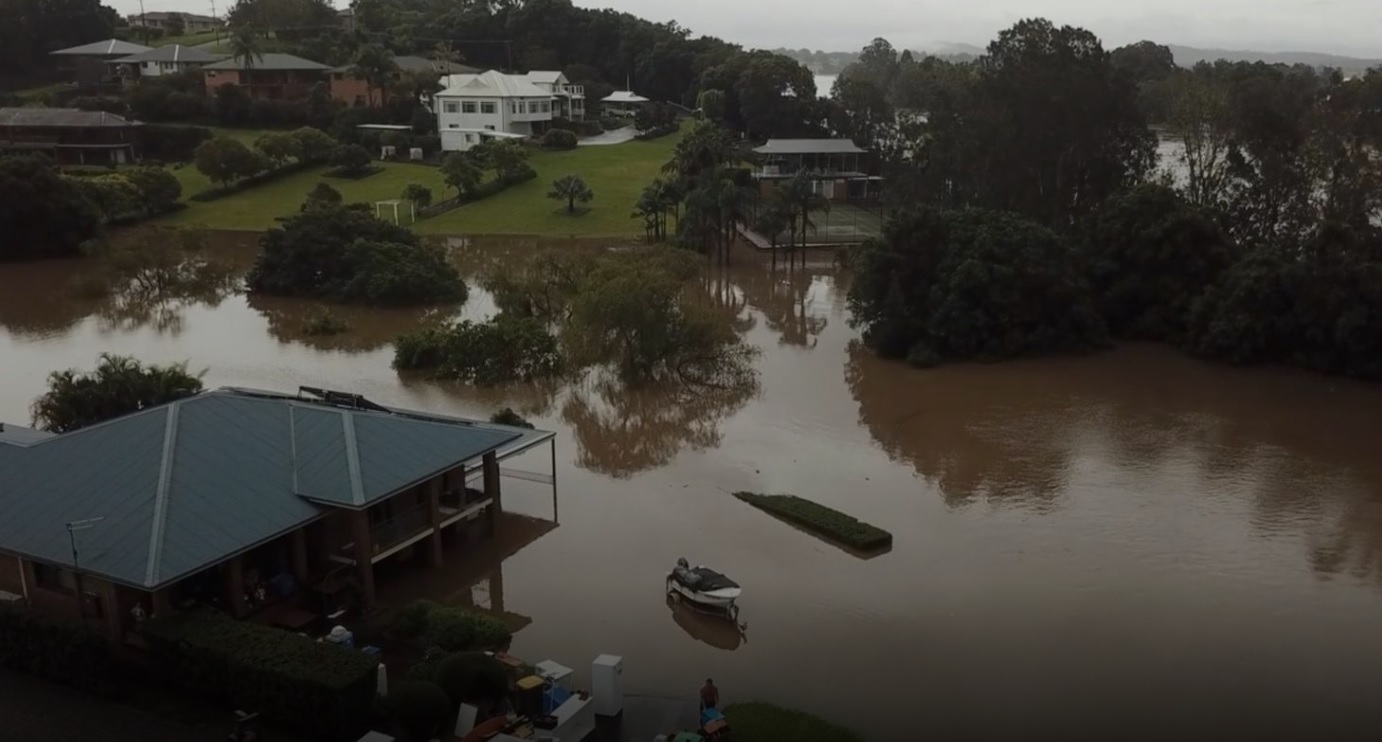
143;610;379;741
733;492;893;552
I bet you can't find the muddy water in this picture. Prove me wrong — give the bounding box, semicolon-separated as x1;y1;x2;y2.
4;234;1382;740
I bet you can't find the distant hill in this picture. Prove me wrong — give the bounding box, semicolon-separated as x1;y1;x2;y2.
777;43;1382;77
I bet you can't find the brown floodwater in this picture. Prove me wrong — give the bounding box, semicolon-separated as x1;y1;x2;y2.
4;232;1382;740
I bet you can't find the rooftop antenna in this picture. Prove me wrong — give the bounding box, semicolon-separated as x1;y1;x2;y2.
138;0;149;45
66;516;106;620
210;0;221;46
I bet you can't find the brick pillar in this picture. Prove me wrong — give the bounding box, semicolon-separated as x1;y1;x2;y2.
151;587;172;618
427;478;444;567
291;528;310;583
350;510;376;607
223;555;246;618
483;452;501;533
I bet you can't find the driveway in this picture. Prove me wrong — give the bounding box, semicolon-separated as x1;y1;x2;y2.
578;126;637;146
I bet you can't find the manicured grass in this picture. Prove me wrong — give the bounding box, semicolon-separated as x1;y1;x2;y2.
158;162;451;229
723;703;865;742
415;125;684;237
733;492;893;553
203;126;287;146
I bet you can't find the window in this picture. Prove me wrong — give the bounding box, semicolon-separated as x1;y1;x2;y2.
32;563;77;593
447;123;458;129
480;102;496;114
541;101;550;113
462;101;477;113
443;101;459;114
464;133;474;142
484;125;495;131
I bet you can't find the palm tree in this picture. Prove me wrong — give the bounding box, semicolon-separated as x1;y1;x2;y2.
549;175;594;214
662;120;746;180
351;44;399;107
228;26;264;88
776;173;830;268
632;179;679;242
432;41;462;67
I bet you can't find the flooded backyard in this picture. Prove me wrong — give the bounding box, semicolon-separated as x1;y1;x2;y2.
4;232;1382;739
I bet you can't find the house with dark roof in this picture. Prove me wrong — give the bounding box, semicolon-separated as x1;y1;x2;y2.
111;44;223;80
751;138;882;201
0;387;556;643
202;53;332;100
49;39;154;86
328;56;478;107
0;107;144;165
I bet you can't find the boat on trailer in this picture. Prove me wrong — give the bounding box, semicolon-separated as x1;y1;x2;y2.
666;557;742;619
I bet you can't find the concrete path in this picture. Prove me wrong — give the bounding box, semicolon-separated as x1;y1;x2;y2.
578;126;637;146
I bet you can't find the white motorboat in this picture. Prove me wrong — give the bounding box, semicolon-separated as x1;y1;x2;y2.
666;557;742;617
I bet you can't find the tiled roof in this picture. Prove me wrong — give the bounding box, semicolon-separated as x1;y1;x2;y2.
0;388;533;589
49;39;153;56
0;107;141;128
112;45;222;64
203;53;330;71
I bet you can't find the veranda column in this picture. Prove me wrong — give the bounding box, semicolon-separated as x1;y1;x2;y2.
350;510;376;606
223;555;247;618
291;528;310;583
427;478;444;567
482;452;502;533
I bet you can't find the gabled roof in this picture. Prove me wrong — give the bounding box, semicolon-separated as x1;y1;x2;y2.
0;107;141;128
754;138;866;155
50;39;153;57
0;388;534;590
0;423;53;447
602;90;649;104
437;70;552;99
522;70;565;85
113;45;223;64
203;53;330;71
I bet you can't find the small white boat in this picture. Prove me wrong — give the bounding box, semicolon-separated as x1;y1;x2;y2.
666;557;742;618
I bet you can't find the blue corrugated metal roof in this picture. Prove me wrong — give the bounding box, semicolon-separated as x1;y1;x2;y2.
0;389;527;589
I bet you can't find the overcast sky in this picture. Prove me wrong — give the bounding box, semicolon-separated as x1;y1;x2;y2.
106;0;1382;57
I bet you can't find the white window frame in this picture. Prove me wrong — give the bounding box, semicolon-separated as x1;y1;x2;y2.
462;101;477;113
480;101;496;114
443;101;459;114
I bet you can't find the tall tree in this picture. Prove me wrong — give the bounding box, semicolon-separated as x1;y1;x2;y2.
351;43;399;106
31;354;205;433
0;154;102;261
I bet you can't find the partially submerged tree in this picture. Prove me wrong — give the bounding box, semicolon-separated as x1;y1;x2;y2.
31;353;205;433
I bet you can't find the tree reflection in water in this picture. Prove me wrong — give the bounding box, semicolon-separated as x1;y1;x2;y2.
93;230;242;336
728;259;831;348
250;295;459;353
395;371;565;420
562;366;759;479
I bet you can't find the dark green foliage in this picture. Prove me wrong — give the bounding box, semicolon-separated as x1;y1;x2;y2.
0;606;116;696
733;493;892;552
0;154;102;261
390;600;440;639
328;144;375;177
724;702;866;742
1188;224;1382;379
393;316;562;384
541;128;579;150
634;102;676;134
433;652;510;706
490;408;535;428
388;681;453;742
388;600;512;652
31;353;204;433
122;167;184;216
849;207;1109;364
1080;184;1235;342
302;182;344;211
246;206;466;306
194;137;269;191
141;124;214;161
292;127;340;164
142;611;378;742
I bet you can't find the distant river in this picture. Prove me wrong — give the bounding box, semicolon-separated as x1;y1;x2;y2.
813;74;836;97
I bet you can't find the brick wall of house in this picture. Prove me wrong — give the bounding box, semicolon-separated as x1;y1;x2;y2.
329;73;373;106
204;68;243;93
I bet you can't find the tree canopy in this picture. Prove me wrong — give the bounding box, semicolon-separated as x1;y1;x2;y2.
0;154;102;261
246;205;466;305
31;354;205;433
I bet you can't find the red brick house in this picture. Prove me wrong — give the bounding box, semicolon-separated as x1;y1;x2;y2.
0;387;556;643
0;107;143;165
203;53;331;100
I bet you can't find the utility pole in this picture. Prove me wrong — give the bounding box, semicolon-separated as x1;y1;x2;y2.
138;0;149;45
66;517;106;621
210;0;221;46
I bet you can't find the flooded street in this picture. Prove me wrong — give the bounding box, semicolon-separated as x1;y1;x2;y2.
4;233;1382;739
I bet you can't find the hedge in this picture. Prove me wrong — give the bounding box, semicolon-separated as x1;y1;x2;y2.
635;124;679;141
0;605;117;696
418;166;537;219
142;610;378;741
142;124;213;161
724;702;866;742
390;599;511;652
732;492;893;552
190;159;319;202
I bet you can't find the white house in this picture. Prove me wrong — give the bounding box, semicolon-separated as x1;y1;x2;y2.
601;90;650;117
520;71;585;121
110;44;223;79
434;70;569;152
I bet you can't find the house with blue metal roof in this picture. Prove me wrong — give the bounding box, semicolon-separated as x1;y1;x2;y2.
0;387;556;642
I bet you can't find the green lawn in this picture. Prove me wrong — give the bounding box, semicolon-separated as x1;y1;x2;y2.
159;162;452;229
415;129;683;237
203;126;294;146
723;703;865;742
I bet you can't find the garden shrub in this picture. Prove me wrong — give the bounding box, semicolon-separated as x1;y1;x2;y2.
390;599;439;639
0;605;116;696
732;492;893;552
541;128;578;150
389;599;512;653
433;652;510;706
393;316;562;384
142;610;378;742
489;408;535;428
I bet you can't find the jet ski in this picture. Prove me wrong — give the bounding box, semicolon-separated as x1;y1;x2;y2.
666;557;742;618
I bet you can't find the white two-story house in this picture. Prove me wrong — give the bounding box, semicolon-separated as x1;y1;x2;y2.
434;70;583;152
521;71;586;121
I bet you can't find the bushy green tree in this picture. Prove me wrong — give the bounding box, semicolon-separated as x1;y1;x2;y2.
70;174;142;223
0;154;101;261
291;126;338;164
255;132;301;167
439;151;483;198
31;354;204;433
301;182;343;211
393;316;561;383
848;206;1109;366
194;137;267;190
401;182;433;208
122;167;183;215
247;206;465;305
329;144;373;175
